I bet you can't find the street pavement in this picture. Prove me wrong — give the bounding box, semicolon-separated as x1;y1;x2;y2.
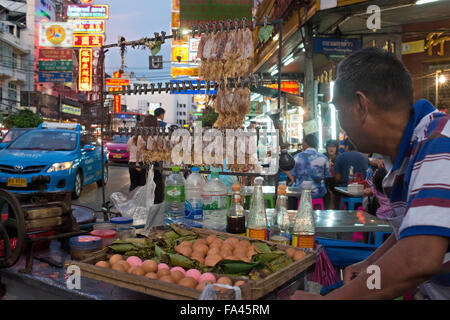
72;162;130;212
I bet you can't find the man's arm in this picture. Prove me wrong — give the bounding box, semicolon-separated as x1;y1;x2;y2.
326;235;448;300
284;170;296;184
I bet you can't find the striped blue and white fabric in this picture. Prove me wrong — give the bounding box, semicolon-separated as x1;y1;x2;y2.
382;99;450;299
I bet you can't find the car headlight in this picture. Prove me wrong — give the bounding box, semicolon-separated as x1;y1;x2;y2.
46;161;74;173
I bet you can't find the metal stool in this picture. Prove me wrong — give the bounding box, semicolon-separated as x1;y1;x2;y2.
340;197;363;210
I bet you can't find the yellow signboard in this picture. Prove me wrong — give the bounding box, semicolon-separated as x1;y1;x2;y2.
171;67;199;77
402;40;425;55
172;46;189;63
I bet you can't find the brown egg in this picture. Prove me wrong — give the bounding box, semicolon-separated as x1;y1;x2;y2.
179;241;192;247
286;248;296;259
145;272;159;279
109;254;123;265
206;235;217;245
193;239;207;247
294;250;306;261
141;260;158;273
207;247;220;256
239;239;251;248
95;261;110;268
176;245;193;257
220;249;233;259
159;275;175;283
228;237;240;246
115;260;131;271
214;276;233;293
128;266;145;276
210;238;224;248
192;243;209;256
111;263;126;272
171;270;185;283
224;255;240;261
157;268;171;278
196;280;213;291
204;254;222;267
234;280;246;287
221;243;234;252
178;277;198;288
223;237;235;247
235;250;248;260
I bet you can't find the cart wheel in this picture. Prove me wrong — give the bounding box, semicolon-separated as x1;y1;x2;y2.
0;190;25;269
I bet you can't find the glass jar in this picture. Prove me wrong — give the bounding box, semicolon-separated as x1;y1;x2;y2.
110;217;133;231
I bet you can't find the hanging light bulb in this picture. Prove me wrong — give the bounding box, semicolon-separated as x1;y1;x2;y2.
439;74;446;84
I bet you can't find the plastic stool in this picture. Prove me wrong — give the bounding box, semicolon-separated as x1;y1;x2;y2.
340;197;363;210
297;198;325;210
369;232;392;246
264;195;275;209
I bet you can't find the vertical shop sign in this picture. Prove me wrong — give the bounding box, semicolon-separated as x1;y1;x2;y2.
79;48;93;91
114;95;121;113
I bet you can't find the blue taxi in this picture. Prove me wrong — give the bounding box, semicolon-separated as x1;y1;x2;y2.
0;123;108;199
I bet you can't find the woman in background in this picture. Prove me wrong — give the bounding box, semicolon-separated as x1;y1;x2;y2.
324;139;339;209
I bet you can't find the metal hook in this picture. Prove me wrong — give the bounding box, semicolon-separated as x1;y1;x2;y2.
126;85;131;95
165;82;170;94
264;15;268;27
157;82;162;94
235;18;239;31
143;83;148;94
242;17;247;29
213;22;217;34
181;81;187;92
189;80;194;90
205;23;209;35
172;29;178;41
219;21;224;33
227;19;232;32
150;83;155;94
161;31;166;44
206;80;211;93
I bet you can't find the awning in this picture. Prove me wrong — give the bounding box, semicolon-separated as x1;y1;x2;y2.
250;85;304;106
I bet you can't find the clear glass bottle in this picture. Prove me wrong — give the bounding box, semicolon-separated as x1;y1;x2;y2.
227;184;246;236
291;181;316;249
246;176;268;240
269;185;290;245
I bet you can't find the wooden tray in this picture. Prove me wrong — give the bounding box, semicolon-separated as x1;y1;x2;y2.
65;227;316;300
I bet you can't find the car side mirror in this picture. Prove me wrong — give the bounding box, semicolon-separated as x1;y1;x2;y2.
82;144;95;152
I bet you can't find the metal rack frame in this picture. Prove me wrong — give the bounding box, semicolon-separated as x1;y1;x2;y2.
97;16;285;215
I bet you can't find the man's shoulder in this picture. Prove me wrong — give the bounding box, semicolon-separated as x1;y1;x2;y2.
426;112;450;139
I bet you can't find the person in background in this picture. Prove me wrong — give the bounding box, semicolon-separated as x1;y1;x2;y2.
324;139;339;209
333;139;369;186
143;115;164;204
285;134;329;199
292;47;450;300
127;131;146;192
363;168;391;220
154;107;167;127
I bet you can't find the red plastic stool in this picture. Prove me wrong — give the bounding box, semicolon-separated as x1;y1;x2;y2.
297;198;325;210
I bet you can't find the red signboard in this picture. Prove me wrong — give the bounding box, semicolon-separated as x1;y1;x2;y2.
39;48;73;60
73;34;104;47
106;78;130;86
78;48;93;91
114;95;121;113
72;20;105;33
108;87;122;92
266;81;300;95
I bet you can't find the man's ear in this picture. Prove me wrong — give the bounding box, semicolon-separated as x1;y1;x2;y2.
354;91;369;124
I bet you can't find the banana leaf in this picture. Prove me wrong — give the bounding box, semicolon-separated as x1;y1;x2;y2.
253;242;272;254
170;223;197;237
168;253;196;269
267;255;293;273
125;238;152;249
174;235;197;246
249;267;272;281
124;250;139;256
252;252;284;264
154;245;166;258
213;259;259;275
107;243;136;253
164;230;180;240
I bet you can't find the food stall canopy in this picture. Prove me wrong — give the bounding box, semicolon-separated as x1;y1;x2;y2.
250;85;303;106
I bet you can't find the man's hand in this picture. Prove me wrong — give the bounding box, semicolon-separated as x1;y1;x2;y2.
363;187;373;196
343;260;371;285
290;290;323;300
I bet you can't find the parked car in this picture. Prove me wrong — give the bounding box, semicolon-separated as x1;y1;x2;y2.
105;134;129;163
0;123;108;199
0;128;33;150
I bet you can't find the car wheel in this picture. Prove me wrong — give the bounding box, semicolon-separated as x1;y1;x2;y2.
97;164;108;187
72;170;83;199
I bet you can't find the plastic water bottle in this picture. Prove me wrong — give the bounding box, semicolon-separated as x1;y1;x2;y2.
165;166;185;224
202;169;228;231
185;167;205;221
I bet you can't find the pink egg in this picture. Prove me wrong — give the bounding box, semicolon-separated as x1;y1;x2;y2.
199;272;216;283
185;269;201;282
170;266;186;275
126;256;142;267
158;263;169;270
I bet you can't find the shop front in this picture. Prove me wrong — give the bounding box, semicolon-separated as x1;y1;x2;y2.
61;99;83;123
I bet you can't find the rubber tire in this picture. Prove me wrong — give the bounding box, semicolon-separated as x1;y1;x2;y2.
96;164;108;187
72;170;83;199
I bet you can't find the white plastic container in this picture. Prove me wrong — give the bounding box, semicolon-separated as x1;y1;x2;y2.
202;170;228;231
185;167;205;220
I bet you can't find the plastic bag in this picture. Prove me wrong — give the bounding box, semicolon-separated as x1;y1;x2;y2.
199;283;242;300
110;165;157;225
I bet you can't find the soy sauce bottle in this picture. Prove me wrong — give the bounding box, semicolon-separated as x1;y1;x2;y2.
226;184;246;236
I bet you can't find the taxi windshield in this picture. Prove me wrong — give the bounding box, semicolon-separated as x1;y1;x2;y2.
111;135;128;143
2;128;30;143
9;131;78;151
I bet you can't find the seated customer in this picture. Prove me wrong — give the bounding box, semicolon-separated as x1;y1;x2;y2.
333;139;369;186
285;134;329;199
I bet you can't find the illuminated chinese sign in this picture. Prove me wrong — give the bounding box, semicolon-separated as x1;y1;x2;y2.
73;34;104;47
114;95;121;113
79;48;93;91
266;81;300;95
71;20;105;33
425;32;450;56
106;78;130;86
171;67;199;77
67;5;109;19
108;87;122;92
172;46;189;63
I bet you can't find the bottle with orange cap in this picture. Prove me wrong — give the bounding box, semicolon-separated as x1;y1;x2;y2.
269;184;290;245
226;184;246;236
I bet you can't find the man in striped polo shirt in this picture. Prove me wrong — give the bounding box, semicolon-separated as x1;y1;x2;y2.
292;47;449;300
